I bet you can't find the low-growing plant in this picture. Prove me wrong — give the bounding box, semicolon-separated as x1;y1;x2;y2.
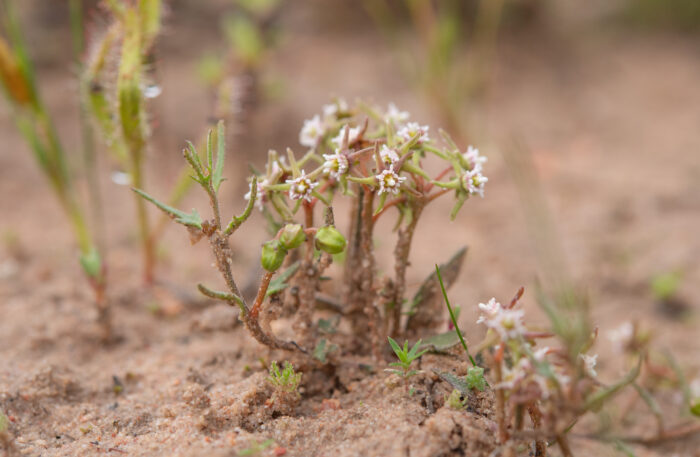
136;98;489;357
238;438;275;456
267;361;301;394
386;337;428;379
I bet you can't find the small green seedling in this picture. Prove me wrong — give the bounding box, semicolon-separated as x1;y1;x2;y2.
0;411;8;432
239;439;275;456
650;271;682;302
386;337;428;378
267;361;302;393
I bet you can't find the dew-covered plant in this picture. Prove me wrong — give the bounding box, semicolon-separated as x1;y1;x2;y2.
386;337;428;379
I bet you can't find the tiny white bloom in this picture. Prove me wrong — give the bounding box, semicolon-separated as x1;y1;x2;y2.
322;150;349;179
331;125;362;149
397;122;430;144
322;98;348;118
244;178;268;211
477;298;501;320
607;321;633;352
580;353;598;377
384;102;409;125
286;171;318;202
299;115;325;148
479;307;526;341
376;166;406;195
533;346;550;361
462;168;488;198
690;378;700;400
379;144;400;166
462;145;487;171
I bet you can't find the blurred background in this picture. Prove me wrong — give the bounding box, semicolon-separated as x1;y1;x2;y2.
1;0;699;370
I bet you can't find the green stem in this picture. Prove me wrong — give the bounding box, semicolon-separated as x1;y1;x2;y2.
436;264;477;367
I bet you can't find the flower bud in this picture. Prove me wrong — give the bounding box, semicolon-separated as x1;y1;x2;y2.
314;226;346;255
261;240;287;272
279;224;305;250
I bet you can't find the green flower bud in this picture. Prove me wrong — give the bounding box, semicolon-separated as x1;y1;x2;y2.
279;223;306;250
261;240;287;272
314;226;346;255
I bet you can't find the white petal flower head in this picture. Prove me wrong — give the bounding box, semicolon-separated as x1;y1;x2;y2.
397;122;430;144
580;353;598;377
322;150;349;179
477;298;501;320
376;166;406;195
690;378;700;400
322;98;349;118
481;308;526;341
607;321;633;352
533;346;550;361
384;102;410;125
286;171;318;202
379;144;400;166
462;168;488;198
299;115;325;148
244;178;268;211
331;125;362;149
462;145;487;171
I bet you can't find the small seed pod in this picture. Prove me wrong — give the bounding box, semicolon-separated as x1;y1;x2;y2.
314;226;346;255
261;240;287;272
279;224;306;250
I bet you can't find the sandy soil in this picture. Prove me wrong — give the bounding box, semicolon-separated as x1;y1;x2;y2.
1;2;699;456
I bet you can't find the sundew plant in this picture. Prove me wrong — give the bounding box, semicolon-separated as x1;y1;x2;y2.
136;98;488;358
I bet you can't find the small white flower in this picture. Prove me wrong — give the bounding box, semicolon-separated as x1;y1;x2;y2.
580;353;598;377
477;298;501;320
384;102;409;125
462;168;488;198
379;144;400;166
462;145;487;170
331;125;362;149
478;305;526;341
322;98;348;118
607;321;633;352
244;178;268;211
299;115;325;148
397;122;430;144
533;346;550;361
322;150;349;179
690;378;700;400
286;171;318;202
376;166;406;195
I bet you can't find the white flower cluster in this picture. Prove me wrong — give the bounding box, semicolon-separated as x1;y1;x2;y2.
376;166;406;195
322;150;349;180
460;146;488;198
477;298;526;341
286;171;318;202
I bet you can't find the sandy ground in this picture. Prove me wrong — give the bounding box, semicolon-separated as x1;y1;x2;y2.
1;2;699;456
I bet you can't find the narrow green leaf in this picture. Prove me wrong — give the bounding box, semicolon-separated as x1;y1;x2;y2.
420;330;461;352
436;264;477;367
266;261;300;297
387;336;402;357
435;371;469;395
212;120;225;192
132;188;203;229
79;247;102;280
